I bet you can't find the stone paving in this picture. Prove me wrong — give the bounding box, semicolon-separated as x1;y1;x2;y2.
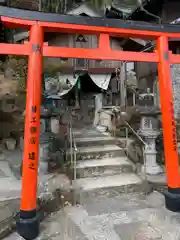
0;148;72;238
4;191;180;240
0;127;176;240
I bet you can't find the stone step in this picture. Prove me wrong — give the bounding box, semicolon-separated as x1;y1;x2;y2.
76;157;133;178
75;136;116;147
68;145;125;160
115;137;134;148
0;199;20;238
74;173;145;199
73;129;102;138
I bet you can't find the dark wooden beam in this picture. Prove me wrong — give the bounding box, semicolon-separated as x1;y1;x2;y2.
53;67;116;73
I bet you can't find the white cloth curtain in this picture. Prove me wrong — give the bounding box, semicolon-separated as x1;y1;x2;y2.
45;73;79;98
89;73;111;90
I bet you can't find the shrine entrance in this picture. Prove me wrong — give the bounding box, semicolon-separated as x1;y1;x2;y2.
1;5;180;240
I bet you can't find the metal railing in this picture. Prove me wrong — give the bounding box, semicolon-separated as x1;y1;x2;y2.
68;114;78;205
123;120;148;186
124;120;147;147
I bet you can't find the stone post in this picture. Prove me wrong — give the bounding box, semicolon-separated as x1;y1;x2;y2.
93;93;103;126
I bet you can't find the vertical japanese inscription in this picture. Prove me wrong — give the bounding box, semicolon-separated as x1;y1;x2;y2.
170;101;177;152
31;106;37;113
28;105;37;170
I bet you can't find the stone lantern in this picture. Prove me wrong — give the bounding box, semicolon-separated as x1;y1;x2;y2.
137;89;163;175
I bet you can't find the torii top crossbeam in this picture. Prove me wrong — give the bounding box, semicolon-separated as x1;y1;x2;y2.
1;5;180;37
0;6;180;63
0;5;180;240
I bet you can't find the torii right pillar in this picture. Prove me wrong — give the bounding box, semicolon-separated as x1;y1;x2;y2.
157;35;180;212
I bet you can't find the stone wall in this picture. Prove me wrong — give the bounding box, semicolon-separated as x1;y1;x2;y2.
152;65;180;121
171;64;180;120
0;56;27;141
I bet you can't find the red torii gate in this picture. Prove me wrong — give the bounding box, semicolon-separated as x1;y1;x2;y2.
1;5;180;240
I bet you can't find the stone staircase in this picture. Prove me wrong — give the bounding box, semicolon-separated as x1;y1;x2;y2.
70;127;146;201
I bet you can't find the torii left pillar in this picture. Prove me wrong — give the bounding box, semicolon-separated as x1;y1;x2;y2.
17;24;43;240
